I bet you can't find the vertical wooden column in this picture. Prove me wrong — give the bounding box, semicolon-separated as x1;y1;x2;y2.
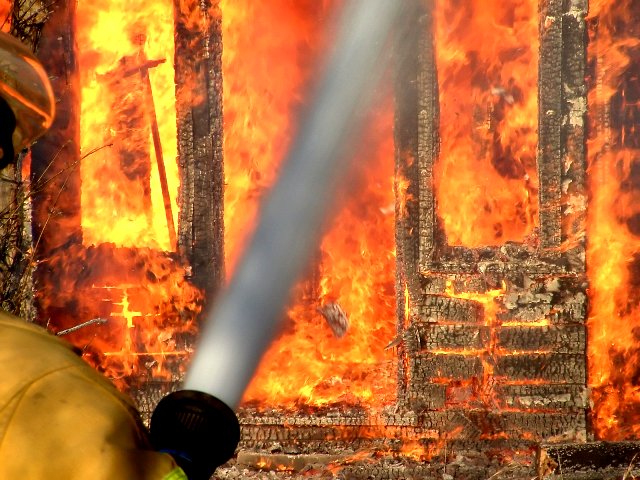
174;0;224;299
30;0;81;326
394;0;431;408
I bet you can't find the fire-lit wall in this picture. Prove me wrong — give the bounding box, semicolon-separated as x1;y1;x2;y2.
26;0;640;454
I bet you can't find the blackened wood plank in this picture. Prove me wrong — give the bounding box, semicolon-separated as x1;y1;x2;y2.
538;0;564;251
498;384;588;411
411;353;484;380
496;325;585;353
494;353;585;383
418;294;483;324
416;324;489;351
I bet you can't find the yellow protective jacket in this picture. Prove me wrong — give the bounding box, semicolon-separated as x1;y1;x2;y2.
0;311;187;479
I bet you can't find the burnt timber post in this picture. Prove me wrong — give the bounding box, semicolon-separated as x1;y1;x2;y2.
174;0;225;299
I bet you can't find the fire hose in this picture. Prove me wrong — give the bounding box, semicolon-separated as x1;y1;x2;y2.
149;1;409;478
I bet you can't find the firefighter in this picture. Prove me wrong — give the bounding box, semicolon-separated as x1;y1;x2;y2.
0;32;187;479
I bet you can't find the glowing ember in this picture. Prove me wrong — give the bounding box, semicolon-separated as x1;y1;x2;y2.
587;0;640;440
433;0;539;246
221;0;397;408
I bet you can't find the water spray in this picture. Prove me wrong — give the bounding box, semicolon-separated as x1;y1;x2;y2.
150;1;408;478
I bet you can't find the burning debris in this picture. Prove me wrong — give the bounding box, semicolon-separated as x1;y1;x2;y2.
317;302;349;338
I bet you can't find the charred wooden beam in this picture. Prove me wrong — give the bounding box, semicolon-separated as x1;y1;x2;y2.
496;325;585;353
418;294;484;323
31;0;80;254
494;353;586;383
30;0;81;327
411;353;483;380
174;0;224;298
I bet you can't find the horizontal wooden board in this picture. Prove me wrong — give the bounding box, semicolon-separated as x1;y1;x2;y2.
418;295;483;323
416;324;490;350
497;384;588;411
494;353;586;383
496;325;585;353
411;353;484;380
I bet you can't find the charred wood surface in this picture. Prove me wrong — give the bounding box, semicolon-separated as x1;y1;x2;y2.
496;325;585;353
31;0;81;256
498;384;588;411
174;0;224;297
30;0;81;327
415;1;439;268
394;0;425;410
494;353;586;383
418;294;483;323
538;442;640;479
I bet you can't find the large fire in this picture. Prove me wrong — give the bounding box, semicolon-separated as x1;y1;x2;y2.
587;0;640;440
37;0;203;389
221;0;397;408
434;0;539;246
35;0;640;445
39;0;397;406
417;0;541;414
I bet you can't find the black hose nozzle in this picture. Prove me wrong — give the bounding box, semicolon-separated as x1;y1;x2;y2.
150;390;240;480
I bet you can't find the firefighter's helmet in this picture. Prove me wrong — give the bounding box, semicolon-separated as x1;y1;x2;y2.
0;32;54;153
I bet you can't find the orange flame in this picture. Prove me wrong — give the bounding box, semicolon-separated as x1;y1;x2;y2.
434;0;539;246
0;1;9;32
221;1;397;408
221;0;339;273
41;0;204;388
77;0;178;250
242;102;397;408
587;0;640;440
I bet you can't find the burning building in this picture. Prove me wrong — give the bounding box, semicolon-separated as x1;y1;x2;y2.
14;0;640;477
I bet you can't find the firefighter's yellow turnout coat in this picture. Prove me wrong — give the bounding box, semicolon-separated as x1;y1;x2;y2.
0;311;186;479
